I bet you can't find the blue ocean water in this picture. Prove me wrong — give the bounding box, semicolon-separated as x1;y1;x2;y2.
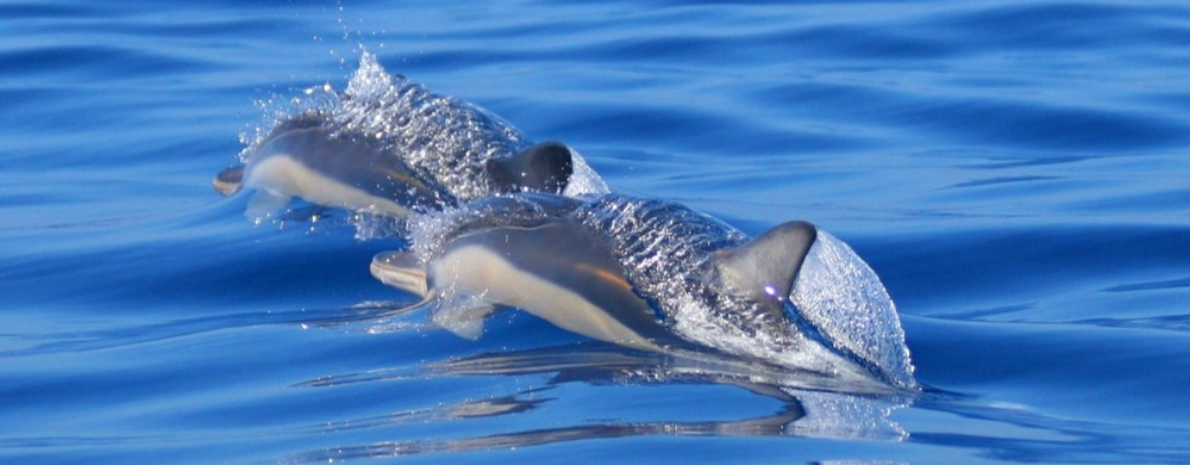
3;0;1190;463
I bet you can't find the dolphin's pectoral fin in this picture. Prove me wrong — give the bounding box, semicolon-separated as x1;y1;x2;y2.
244;189;293;220
213;165;245;197
432;302;497;341
487;141;574;194
712;221;818;312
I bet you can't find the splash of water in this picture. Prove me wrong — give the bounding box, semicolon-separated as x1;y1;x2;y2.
333;51;609;200
792;232;917;390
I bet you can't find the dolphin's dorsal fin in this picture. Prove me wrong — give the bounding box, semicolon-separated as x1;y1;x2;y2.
433;302;497;340
487;141;574;194
712;221;817;309
213;165;245;196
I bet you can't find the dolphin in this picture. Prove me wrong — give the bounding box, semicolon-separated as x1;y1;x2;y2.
213;112;575;218
214;55;586;218
214;115;446;218
370;193;916;390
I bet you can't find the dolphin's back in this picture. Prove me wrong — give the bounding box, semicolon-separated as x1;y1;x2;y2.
331;58;534;201
571;195;749;306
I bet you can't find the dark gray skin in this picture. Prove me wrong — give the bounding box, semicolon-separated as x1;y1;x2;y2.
485;141;574;194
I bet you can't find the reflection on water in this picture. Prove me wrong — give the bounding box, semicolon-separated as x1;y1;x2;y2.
0;301;420;357
290;393;550;436
289;405;806;463
290;343;912;462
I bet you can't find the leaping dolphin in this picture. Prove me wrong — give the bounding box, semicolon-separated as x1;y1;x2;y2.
214;53;590;218
213;113;574;218
370;193;917;390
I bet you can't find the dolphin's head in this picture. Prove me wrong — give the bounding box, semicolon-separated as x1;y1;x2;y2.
241;112;331;167
211;112;329;197
213;110;455;217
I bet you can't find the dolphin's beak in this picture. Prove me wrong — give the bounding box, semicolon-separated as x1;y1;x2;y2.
371;251;430;297
213;165;245;197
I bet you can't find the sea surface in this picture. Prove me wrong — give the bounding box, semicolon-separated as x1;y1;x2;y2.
3;1;1190;464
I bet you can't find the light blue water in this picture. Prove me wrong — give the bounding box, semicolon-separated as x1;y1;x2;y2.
3;1;1190;464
